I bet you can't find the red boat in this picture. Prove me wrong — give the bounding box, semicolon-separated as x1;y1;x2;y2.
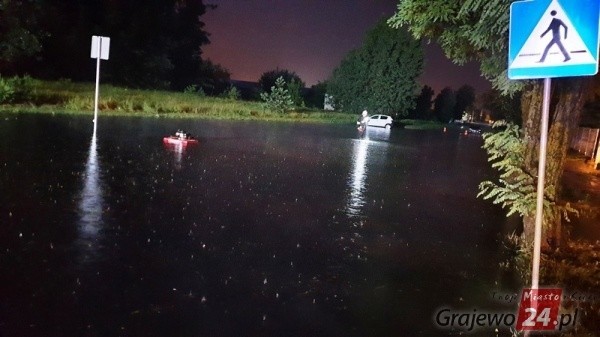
163;130;198;146
162;136;198;146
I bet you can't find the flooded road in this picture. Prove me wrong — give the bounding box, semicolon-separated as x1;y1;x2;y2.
0;114;518;336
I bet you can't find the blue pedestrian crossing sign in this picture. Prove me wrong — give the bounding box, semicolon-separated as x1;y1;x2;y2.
508;0;600;79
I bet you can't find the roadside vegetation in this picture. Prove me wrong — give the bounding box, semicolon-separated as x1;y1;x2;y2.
399;119;445;130
0;76;355;123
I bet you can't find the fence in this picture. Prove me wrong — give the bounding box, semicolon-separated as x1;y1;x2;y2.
570;127;600;169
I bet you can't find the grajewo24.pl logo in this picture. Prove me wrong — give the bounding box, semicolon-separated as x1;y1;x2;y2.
434;288;579;333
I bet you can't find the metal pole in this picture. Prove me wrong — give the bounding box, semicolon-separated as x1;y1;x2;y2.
93;38;102;136
531;77;552;290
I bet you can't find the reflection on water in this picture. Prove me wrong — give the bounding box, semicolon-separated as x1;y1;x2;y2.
365;126;391;142
346;128;390;217
347;138;370;217
77;133;103;253
164;142;185;169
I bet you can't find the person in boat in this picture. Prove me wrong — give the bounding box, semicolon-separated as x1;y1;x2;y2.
357;110;369;131
175;129;188;139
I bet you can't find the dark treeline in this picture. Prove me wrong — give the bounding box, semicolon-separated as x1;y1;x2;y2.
0;0;222;91
409;84;476;122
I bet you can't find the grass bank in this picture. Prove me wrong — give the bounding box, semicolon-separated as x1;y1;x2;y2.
399;118;445;130
0;79;356;123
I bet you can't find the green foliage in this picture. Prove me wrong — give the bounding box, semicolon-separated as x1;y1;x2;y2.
0;76;15;103
287;79;304;107
0;79;360;123
65;97;93;111
327;20;423;116
0;0;43;65
258;69;304;106
478;121;577;222
197;60;231;95
223;86;240;100
3;1;215;91
260;77;294;113
400;119;444;130
0;75;34;103
12;75;34;101
184;85;199;94
478;121;538;218
183;84;207;97
388;0;525;95
258;69;304;94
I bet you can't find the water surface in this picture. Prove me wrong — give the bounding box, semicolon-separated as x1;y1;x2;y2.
0;114;518;336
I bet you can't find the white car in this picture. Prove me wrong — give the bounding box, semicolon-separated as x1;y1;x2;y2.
367;114;393;129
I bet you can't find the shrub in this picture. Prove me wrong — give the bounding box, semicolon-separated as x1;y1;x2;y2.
478;121;577;220
0;76;15;103
260;76;294;113
9;75;35;102
183;84;206;97
224;86;240;100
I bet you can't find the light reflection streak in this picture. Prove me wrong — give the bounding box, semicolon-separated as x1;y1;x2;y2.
346;128;391;217
346;135;370;217
173;142;184;169
164;142;185;169
77;132;104;253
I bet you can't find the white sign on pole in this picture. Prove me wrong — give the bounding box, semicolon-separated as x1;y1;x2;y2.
91;36;110;60
90;35;110;136
508;0;600;311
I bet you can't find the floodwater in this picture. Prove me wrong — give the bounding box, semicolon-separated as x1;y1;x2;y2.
0;114;519;337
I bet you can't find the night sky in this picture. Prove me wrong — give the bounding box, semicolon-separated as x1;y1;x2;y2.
202;0;492;94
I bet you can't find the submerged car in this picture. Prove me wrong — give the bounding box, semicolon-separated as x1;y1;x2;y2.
367;114;393;129
467;125;482;134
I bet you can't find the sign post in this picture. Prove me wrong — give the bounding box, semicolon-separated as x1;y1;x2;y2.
508;0;599;333
90;36;110;136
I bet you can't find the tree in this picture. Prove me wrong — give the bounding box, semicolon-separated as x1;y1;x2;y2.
6;0;213;90
453;85;476;120
389;0;591;248
286;79;304;107
260;76;294;113
327;19;423;116
432;87;456;122
480;89;522;125
581;73;600;127
327;49;368;112
411;85;435;119
197;59;231;96
258;69;304;106
0;0;44;73
258;69;304;93
304;81;327;109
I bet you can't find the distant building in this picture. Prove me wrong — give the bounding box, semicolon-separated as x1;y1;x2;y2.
324;94;335;111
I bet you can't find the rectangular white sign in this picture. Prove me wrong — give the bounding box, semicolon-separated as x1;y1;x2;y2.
91;36;110;60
